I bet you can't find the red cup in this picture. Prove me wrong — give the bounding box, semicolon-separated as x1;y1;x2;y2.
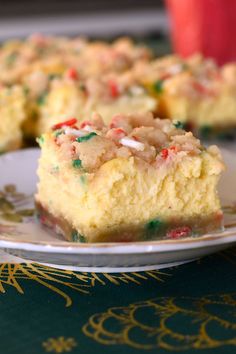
166;0;236;65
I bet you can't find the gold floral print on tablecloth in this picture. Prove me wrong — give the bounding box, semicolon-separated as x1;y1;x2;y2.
83;293;236;351
0;262;170;306
42;336;77;353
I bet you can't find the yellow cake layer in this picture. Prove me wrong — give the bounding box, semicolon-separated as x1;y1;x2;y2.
157;76;236;128
36;132;224;242
136;55;236;129
38;82;157;134
0;86;26;152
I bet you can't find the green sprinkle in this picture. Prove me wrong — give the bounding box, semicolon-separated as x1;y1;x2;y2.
200;125;212;139
71;230;86;243
48;73;61;80
173;121;185;129
53;129;63;137
80;175;87;185
51;165;59;174
6;52;18;67
78;234;86;243
146;218;163;233
37;92;48;106
30;110;38;122
72;159;82;168
36;135;44;146
153;80;164;94
217;131;236;141
23;86;30;96
181;63;189;70
76;132;97;143
79;83;86;91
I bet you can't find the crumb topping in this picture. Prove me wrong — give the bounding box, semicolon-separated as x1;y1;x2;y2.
38;113;209;172
133;54;236;99
0;35;151;86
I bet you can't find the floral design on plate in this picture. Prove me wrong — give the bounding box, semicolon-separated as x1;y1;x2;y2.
0;184;34;236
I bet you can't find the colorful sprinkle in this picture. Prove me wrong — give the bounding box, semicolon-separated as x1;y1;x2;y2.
173;121;185;129
146;218;163;233
119;137;144;151
170;146;178;153
83;125;94;132
80;121;93;129
36;135;44;146
71;230;86;242
167;226;192;239
51;165;59;174
108;80;120;98
79;83;86;92
48;73;61;80
23;86;30;96
114;128;126;135
200;125;212;139
37;92;48;106
160;148;169;159
65;127;87;137
67;68;79;80
192;81;213;95
6;52;18;67
71;230;78;242
80;121;94;132
111;128;126;139
80;175;87;185
52;118;77;130
167;64;183;75
72;159;82;168
53;129;63;137
153;80;164;94
76;132;97;143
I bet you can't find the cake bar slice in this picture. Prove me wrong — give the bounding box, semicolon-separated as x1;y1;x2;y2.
134;54;236;137
37;71;157;135
0;85;26;152
35;113;225;242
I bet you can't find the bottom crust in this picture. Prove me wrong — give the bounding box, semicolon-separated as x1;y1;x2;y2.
35;200;224;243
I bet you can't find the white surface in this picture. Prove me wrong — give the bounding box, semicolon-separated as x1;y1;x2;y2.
0;10;168;40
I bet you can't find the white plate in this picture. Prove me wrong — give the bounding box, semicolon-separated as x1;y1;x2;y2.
0;147;236;272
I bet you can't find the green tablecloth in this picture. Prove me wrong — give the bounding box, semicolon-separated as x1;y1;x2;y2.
0;248;235;354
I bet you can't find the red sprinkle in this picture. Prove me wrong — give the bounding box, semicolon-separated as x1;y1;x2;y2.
161;148;169;159
114;128;125;134
170;146;178;153
40;215;47;224
70;145;76;155
30;33;47;46
109;122;116;129
192;81;212;95
67;68;79;80
160;72;171;81
167;226;192;239
108;80;120;98
215;211;223;222
109;115;121;129
52;118;77;130
113;128;126;138
80;120;93;129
